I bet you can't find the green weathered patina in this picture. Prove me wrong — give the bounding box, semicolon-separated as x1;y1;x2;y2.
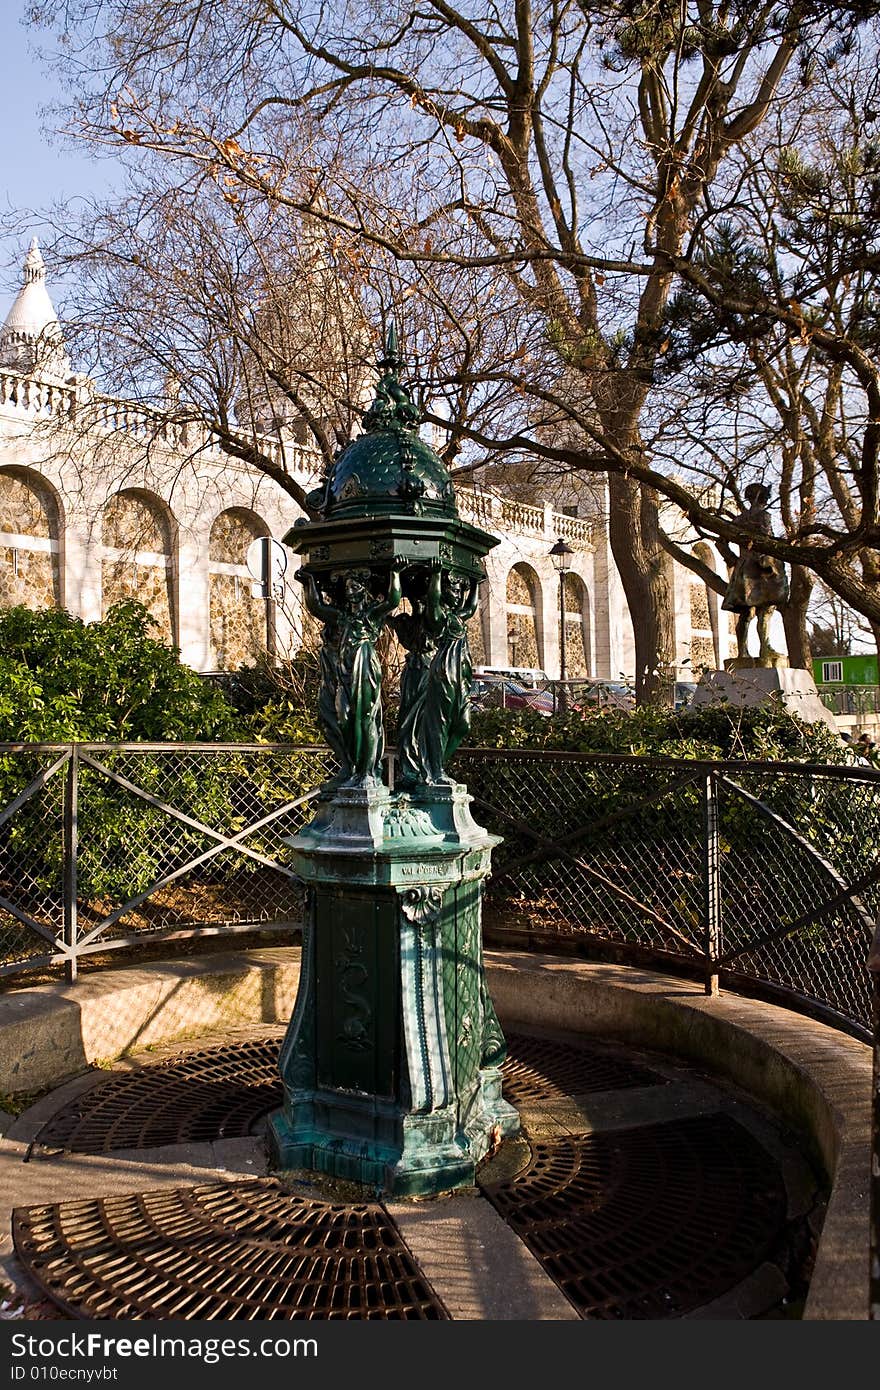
268;327;519;1194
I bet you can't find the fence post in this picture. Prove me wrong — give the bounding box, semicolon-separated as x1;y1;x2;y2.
702;771;721;996
63;745;78;985
869;920;879;1320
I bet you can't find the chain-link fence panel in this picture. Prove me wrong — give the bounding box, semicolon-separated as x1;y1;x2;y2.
716;769;876;1031
0;747;69;971
456;752;707;959
457;750;880;1036
73;746;332;951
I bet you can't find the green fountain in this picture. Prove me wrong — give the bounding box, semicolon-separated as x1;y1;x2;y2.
267;327;520;1195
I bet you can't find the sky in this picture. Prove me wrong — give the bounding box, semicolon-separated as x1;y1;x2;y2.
0;5;118;294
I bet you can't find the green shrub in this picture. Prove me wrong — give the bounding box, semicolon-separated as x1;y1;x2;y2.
466;699;851;764
0;603;248;903
0;602;239;743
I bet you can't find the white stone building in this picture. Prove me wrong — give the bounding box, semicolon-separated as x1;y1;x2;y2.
0;241;731;681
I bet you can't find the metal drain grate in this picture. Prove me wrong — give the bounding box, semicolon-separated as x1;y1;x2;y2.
32;1038;283;1153
500;1031;665;1104
13;1179;449;1320
32;1032;664;1154
480;1114;787;1319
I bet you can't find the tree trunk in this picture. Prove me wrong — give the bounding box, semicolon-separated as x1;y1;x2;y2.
607;475;676;705
781;564;813;670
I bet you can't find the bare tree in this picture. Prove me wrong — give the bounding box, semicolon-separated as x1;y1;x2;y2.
26;0;880;697
660;28;880;659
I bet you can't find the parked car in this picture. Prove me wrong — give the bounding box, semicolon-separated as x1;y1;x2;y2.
473;665;549;689
674;681;698;710
470;677;555;715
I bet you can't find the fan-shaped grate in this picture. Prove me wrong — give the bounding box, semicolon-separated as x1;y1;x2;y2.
32;1038;283;1153
13;1179;449;1320
501;1031;665;1103
480;1113;787;1319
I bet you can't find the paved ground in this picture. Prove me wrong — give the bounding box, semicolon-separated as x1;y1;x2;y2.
0;1024;825;1322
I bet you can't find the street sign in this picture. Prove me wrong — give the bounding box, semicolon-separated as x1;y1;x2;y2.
245;536;288;599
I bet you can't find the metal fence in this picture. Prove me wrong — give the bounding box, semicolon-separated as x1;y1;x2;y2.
0;743;332;980
0;742;876;1039
455;748;880;1041
817;684;880;717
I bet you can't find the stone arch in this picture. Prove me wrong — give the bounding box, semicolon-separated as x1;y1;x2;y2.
0;465;63;609
101;488;176;644
505;562;542;668
562;571;591;678
208;507;272;670
691;542;720;671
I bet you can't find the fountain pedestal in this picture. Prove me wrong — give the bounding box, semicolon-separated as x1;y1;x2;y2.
268;782;518;1194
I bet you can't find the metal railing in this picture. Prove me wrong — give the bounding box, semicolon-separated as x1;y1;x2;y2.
0;743;333;981
1;742;876;1034
454;748;880;1041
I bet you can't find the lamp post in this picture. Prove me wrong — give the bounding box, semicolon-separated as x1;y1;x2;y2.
550;537;574;713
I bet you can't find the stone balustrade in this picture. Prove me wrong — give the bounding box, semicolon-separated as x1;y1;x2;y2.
0;366;321;485
458;485;594;550
0;366;591;546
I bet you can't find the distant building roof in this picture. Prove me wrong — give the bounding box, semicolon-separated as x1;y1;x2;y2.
0;238;71;378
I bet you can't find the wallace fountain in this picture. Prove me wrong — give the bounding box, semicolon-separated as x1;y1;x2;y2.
268;327;521;1194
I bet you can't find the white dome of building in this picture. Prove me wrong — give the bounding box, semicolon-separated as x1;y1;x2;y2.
0;238;71;378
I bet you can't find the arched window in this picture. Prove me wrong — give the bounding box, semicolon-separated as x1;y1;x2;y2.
562;572;591;677
0;466;62;610
208;508;271;670
506;562;542;668
102;489;175;644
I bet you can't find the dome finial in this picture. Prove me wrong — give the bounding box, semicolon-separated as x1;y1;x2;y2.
23;238;46;286
363;316;420;435
380;318;404;375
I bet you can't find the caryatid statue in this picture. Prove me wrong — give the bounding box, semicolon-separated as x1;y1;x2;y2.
298;566;402;786
419;565;480;783
721;483;789;665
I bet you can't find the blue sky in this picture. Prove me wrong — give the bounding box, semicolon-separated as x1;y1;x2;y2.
0;5;117;295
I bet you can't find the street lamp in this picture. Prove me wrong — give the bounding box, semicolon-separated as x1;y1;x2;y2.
550;537;574;712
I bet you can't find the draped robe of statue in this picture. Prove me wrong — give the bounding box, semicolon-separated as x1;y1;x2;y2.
420;570;480;784
299;567;401;785
390;597;437;788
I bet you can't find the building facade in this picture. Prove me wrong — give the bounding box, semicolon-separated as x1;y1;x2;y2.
0;242;732;681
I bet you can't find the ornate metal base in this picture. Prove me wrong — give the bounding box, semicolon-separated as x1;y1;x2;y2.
267;782;520;1196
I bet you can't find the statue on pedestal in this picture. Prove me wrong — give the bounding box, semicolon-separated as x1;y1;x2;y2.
721;484;789;666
